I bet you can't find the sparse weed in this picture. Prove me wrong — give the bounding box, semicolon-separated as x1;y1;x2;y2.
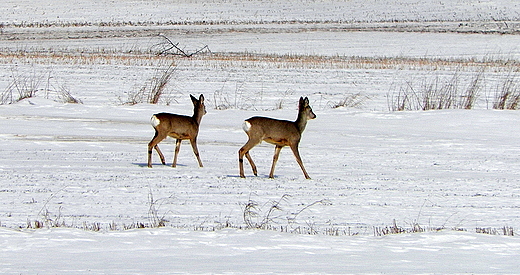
374;219;443;236
0;68;82;105
211;82;293;110
388;70;483;111
243;194;289;230
329;92;369;109
476;226;514;236
212;82;248;110
147;189;175;228
242;194;332;234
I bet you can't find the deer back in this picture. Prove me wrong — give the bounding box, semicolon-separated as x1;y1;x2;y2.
153;113;200;139
245;116;302;146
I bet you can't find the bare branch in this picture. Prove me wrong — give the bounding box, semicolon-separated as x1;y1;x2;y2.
155;34;211;57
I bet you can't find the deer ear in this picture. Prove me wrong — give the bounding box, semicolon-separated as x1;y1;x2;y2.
190;94;197;102
300;97;309;107
199;94;204;103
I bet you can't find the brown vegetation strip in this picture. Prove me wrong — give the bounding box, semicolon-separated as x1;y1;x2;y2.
0;50;519;71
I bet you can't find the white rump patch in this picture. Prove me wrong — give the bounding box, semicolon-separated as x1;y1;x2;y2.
242;121;251;132
151;115;161;127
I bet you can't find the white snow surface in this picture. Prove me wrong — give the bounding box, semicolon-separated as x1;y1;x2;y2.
1;0;520;274
2;0;520;24
2;227;520;274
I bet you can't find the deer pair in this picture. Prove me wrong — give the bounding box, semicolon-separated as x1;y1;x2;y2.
147;94;316;179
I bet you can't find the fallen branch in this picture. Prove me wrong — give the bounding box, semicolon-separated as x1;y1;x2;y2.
155;34;211;57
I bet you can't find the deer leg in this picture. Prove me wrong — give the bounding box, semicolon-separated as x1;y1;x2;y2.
172;139;182;167
268;145;283;179
189;138;203;167
148;130;167;167
239;139;259;178
154;145;166;165
244;152;257;176
290;144;311;179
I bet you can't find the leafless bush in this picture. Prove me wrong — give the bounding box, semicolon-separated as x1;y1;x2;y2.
1;69;45;104
492;73;520;110
124;63;177;105
460;69;484;109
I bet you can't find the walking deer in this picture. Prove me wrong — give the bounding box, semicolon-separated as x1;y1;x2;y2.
147;94;206;168
238;97;316;179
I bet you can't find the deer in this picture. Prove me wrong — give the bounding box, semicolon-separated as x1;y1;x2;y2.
147;94;206;168
238;97;316;179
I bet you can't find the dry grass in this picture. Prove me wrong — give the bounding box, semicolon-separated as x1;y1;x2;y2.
0;68;82;105
4;50;520;111
329;92;369;109
388;69;485;111
207;52;520;71
0;51;168;66
2;50;519;71
122;62;177;105
492;72;520;110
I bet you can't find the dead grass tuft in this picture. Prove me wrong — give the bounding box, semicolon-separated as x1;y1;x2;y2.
388;69;484;111
492;72;520;110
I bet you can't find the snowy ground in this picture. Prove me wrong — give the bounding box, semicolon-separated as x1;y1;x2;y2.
2;0;520;274
3;0;520;25
2;227;520;274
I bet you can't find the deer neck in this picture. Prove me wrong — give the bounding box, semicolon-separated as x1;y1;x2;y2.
192;108;204;125
295;112;308;133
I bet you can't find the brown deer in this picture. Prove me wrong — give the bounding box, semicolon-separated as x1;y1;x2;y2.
238;97;316;179
147;94;206;168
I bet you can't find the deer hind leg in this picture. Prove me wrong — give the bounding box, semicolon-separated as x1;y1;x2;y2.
238;138;260;178
148;130;167;167
268;145;283;178
189;138;203;167
172;139;182;167
290;144;311;180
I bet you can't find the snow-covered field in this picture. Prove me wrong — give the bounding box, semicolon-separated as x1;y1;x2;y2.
2;0;520;274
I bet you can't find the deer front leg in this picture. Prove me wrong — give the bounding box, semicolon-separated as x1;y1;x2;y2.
172;139;182;167
269;145;283;178
290;144;311;179
189;138;203;167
